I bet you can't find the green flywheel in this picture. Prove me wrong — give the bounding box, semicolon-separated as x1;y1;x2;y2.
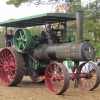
14;28;32;53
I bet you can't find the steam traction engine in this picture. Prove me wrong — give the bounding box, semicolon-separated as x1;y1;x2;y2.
0;11;99;95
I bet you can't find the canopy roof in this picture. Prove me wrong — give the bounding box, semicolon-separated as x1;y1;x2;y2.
0;13;76;28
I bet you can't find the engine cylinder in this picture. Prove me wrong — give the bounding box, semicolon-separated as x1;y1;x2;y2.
33;41;95;61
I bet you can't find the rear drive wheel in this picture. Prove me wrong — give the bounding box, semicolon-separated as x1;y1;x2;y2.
0;47;25;86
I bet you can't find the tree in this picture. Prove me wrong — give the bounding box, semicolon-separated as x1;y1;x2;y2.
83;0;100;57
28;26;45;36
6;0;28;7
54;0;82;34
0;27;7;47
6;0;62;7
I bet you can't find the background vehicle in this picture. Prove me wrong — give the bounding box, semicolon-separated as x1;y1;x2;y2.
0;11;99;95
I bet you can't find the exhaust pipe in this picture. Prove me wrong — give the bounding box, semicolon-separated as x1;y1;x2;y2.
76;11;84;42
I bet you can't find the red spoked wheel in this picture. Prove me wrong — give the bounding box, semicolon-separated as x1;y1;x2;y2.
30;76;45;83
45;62;69;95
0;47;25;86
78;61;100;90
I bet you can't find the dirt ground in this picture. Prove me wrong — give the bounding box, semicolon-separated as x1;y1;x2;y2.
0;76;100;100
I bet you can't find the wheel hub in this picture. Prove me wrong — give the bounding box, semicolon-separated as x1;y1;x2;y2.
4;61;15;72
4;62;9;72
51;74;62;82
85;73;92;79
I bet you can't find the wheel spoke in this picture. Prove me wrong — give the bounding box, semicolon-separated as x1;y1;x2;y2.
88;79;90;90
18;42;23;49
9;66;16;71
22;42;25;49
91;77;96;80
1;52;5;62
22;39;26;42
23;34;26;39
19;31;23;39
90;79;95;86
56;79;64;86
1;72;10;85
7;69;15;79
0;57;4;64
51;81;58;92
52;80;63;93
50;66;53;73
17;38;21;41
6;50;10;58
51;76;64;93
85;79;88;88
7;54;13;62
47;71;53;77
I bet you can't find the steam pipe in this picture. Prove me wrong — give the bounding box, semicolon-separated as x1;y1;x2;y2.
76;11;84;42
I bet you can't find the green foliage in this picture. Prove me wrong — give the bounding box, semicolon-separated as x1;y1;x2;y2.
83;0;100;58
95;43;100;58
73;32;94;42
6;0;63;7
28;26;45;36
6;0;28;7
29;27;39;35
0;28;6;48
66;0;82;35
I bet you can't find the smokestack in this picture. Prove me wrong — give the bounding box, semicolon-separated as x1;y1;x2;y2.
76;11;84;42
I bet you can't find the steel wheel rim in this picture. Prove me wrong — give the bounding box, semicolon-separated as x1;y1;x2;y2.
45;62;69;95
79;62;100;90
0;48;16;85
